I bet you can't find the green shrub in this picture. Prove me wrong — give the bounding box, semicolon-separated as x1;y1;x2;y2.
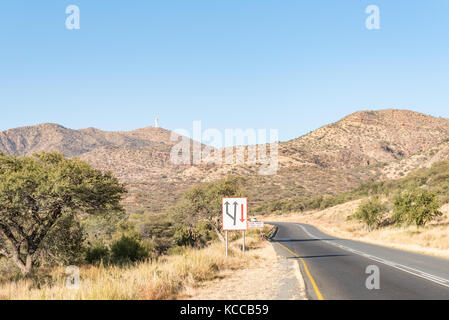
86;243;110;265
194;221;216;244
351;197;387;231
111;235;149;264
140;215;177;255
173;221;215;248
173;227;196;247
393;188;442;227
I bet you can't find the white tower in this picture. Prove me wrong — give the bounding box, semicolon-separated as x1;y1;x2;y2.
155;116;159;128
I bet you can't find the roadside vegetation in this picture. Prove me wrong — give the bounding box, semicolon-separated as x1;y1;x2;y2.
0;152;266;299
350;197;387;231
258;161;449;227
265;161;449;259
0;228;271;300
251;179;385;216
392;188;442;227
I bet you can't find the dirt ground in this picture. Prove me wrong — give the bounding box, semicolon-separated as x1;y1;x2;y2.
183;241;306;300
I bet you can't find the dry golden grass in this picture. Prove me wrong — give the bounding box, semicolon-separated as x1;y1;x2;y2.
0;234;268;300
184;237;306;300
264;201;449;260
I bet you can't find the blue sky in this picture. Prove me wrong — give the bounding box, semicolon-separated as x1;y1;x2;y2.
0;1;448;144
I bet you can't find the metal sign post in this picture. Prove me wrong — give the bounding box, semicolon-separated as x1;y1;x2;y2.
242;231;245;253
225;231;229;257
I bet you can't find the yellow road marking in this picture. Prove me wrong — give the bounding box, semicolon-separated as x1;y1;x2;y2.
275;241;324;300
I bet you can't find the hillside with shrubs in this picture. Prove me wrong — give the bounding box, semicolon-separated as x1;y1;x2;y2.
267;160;449;258
2;110;449;215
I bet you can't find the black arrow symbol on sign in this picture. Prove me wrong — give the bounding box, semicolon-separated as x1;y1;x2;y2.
233;202;240;226
225;201;236;225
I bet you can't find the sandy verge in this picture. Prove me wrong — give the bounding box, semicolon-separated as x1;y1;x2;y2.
182;241;306;300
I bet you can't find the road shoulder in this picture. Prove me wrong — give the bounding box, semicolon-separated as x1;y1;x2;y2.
182;241;306;300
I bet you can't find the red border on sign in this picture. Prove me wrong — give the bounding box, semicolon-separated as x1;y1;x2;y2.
222;197;248;231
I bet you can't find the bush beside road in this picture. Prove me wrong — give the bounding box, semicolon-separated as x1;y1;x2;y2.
265;200;449;260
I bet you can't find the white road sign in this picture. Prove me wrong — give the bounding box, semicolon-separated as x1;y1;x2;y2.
249;221;264;228
222;198;248;231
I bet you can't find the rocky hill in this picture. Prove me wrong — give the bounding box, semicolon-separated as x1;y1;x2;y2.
0;123;195;212
197;109;449;208
281;109;449;169
1;109;449;213
0;123;178;157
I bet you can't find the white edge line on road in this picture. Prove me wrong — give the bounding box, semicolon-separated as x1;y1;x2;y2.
296;224;449;289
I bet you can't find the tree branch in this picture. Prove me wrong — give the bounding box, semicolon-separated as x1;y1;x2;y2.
29;206;63;253
0;248;11;258
0;223;19;247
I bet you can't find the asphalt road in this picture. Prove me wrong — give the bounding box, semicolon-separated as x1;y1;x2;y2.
269;222;449;300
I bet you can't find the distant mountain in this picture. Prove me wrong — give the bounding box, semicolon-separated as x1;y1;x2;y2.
2;109;449;213
281;109;449;169
0;123;196;212
0;123;177;157
245;109;449;207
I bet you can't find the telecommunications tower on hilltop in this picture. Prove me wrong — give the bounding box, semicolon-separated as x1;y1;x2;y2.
155;116;159;128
